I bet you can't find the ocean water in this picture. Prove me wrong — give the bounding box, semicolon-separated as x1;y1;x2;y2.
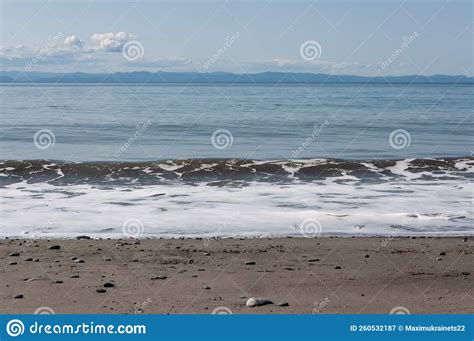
0;83;473;238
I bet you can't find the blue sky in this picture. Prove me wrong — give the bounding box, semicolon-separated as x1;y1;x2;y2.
0;0;472;75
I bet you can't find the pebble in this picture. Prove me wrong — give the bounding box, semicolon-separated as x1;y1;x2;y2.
104;282;115;288
8;252;20;257
246;297;273;307
364;255;370;258
49;245;61;250
439;252;446;256
244;261;256;265
335;266;342;269
76;235;91;240
96;289;107;293
308;259;320;262
436;257;443;261
461;272;470;276
14;294;24;299
24;258;33;262
151;276;167;280
277;302;289;307
9;262;17;265
74;259;85;263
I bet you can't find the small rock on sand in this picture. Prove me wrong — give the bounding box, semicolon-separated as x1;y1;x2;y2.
246;297;273;307
277;302;289;307
151;276;167;280
96;289;107;293
244;261;256;265
76;236;91;240
14;294;24;299
49;245;61;250
8;252;20;257
104;282;115;288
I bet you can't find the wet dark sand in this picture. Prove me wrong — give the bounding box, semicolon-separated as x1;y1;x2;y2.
1;237;472;314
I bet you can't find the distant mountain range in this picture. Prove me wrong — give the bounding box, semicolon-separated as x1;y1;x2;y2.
0;71;472;84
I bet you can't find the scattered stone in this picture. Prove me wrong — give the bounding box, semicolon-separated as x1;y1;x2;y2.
203;285;211;290
96;289;107;294
308;259;320;262
9;262;17;265
74;259;85;263
436;257;443;261
55;280;63;284
461;272;470;276
244;261;256;265
151;276;167;280
14;294;24;299
104;282;115;288
70;275;80;278
277;302;289;307
76;235;91;240
33;258;40;262
439;252;446;256
48;245;61;250
204;253;211;256
71;256;77;261
364;255;370;258
24;258;33;262
246;297;273;307
335;266;342;269
8;252;20;257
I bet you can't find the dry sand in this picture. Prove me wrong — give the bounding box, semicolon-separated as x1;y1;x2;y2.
1;237;472;314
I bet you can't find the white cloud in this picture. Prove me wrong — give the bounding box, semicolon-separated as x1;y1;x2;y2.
64;35;83;49
90;32;136;52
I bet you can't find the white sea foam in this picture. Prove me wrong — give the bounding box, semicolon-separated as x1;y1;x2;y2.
1;176;472;238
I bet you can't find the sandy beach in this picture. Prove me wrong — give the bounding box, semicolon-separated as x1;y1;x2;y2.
1;237;472;314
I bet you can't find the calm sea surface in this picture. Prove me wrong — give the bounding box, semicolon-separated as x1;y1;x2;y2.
0;83;472;161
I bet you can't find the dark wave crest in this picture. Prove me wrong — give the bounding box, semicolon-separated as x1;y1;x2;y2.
0;157;472;186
